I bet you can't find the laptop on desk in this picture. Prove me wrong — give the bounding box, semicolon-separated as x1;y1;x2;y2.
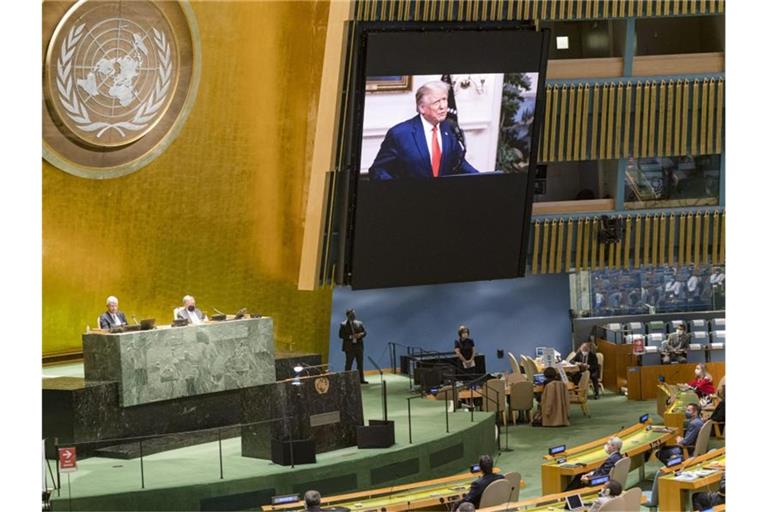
565;494;593;511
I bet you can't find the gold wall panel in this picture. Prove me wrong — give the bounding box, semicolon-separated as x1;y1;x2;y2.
43;1;333;358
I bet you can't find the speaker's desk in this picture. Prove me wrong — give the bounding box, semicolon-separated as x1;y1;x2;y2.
658;447;725;512
261;468;513;511
540;421;677;494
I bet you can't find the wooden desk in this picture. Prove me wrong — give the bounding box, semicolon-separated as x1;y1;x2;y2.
540;422;677;494
482;486;602;511
658;448;725;512
261;469;510;511
627;362;725;401
450;381;575;401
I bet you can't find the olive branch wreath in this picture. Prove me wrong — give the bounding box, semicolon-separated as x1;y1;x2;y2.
56;24;173;139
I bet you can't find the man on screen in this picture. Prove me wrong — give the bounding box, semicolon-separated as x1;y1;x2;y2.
368;81;480;180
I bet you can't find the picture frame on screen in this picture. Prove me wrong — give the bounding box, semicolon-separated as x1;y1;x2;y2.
336;22;550;289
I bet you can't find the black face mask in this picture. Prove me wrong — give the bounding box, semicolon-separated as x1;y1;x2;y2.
187;305;195;312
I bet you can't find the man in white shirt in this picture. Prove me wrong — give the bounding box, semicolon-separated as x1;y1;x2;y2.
176;295;207;324
368;81;480;180
98;296;128;329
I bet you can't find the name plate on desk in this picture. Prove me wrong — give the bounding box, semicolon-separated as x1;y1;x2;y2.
83;317;276;407
309;411;341;427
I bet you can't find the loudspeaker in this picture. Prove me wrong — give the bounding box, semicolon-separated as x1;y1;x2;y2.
357;420;395;448
270;438;316;465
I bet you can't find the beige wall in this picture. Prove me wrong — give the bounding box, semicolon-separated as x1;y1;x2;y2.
43;1;332;358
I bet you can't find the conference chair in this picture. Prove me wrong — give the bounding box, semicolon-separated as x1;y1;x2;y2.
503;471;522;502
687;333;708;364
710;318;726;331
668;320;685;333
620;487;643;511
570;370;590;417
689;319;708;333
595;495;626;512
646;320;666;335
507;352;521;374
710;330;725;346
689;420;714;458
604;322;622;343
483;378;508;426
625;322;644;335
565;351;576;362
172;307;184;321
608;456;631;488
520;355;536;384
477;478;512;509
595;352;605;394
508;380;534;426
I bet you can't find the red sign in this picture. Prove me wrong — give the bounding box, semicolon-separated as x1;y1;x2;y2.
632;336;645;355
58;447;77;472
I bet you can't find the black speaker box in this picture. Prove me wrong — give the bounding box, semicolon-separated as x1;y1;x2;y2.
357;420;395;448
270;438;316;465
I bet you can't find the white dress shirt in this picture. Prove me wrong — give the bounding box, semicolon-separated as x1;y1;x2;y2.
111;313;123;326
188;309;202;325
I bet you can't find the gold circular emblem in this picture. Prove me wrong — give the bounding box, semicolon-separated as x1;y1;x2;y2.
43;0;201;178
314;377;330;395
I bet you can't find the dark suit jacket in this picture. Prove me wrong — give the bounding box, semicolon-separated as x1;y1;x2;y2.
338;319;366;352
176;307;207;322
571;350;599;375
369;115;480;180
457;473;505;509
99;311;128;329
592;451;622;478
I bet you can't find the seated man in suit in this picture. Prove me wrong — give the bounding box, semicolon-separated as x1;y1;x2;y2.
368;81;480;180
176;295;208;325
99;296;128;329
565;437;623;490
569;342;601;399
452;455;504;510
660;324;690;364
692;472;725;511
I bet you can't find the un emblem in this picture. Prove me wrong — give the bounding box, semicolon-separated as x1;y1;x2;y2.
43;0;201;178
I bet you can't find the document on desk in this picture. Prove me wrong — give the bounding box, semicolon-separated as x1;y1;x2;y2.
463;360;476;369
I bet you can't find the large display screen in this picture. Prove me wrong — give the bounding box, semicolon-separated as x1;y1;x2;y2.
342;24;549;289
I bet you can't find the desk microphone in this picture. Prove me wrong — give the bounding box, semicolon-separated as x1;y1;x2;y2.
132;314;138;325
213;307;226;316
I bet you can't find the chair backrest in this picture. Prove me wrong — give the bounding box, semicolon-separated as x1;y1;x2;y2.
566;351;576;362
605;322;622;331
608;456;631;488
596;352;604;381
711;318;726;330
507;373;527;385
508;381;534;410
692;419;713;458
710;330;726;343
595;495;626;512
646;320;666;334
173;307;184;321
503;471;522;502
625;322;643;334
692;331;708;342
624;334;644;345
521;356;536;384
620;487;642;511
508;352;521;374
668;320;685;332
690;319;708;332
575;370;590;400
646;333;664;346
477;478;512;509
483;379;507;413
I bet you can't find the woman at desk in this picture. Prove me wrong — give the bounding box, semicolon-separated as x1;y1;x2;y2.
687;363;715;398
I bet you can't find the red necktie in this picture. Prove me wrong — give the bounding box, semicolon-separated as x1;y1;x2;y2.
431;125;441;177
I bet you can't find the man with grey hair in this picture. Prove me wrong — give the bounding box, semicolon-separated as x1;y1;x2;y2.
99;296;128;329
566;436;623;490
368;80;479;180
303;490;322;511
175;295;207;324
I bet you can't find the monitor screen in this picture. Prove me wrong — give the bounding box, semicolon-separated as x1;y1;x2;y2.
549;444;566;455
565;494;584;510
271;494;300;505
666;456;683;467
533;373;546;385
639;413;650;424
342;23;550;289
589;475;610;486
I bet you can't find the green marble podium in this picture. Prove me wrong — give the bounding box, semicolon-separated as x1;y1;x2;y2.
82;317;275;406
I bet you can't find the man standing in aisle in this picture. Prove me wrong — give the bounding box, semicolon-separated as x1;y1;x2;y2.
339;308;368;384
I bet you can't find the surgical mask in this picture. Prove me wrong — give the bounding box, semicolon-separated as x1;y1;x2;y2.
187;305;195;312
684;411;693;419
599;489;610;498
695;369;702;376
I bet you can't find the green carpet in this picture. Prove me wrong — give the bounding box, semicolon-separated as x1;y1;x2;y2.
43;365;723;510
